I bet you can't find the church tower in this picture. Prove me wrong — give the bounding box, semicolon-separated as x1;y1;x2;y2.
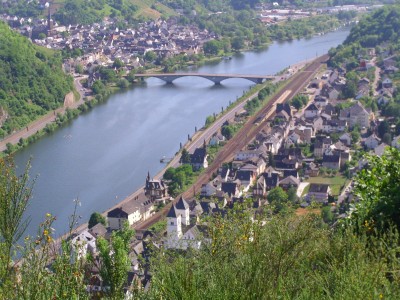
166;205;182;248
175;196;190;226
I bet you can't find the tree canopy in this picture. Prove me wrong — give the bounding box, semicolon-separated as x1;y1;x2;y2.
0;21;73;138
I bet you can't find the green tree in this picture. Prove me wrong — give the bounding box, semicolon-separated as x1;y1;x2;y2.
117;78;129;89
351;148;400;232
113;58;124;69
351;130;360;144
88;212;106;229
180;148;191;164
321;206;334;224
144;51;157;62
95;221;134;299
231;36;245;51
203;40;221;55
0;157;33;283
75;64;84;74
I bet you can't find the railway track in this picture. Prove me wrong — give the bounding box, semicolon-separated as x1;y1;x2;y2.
135;55;328;233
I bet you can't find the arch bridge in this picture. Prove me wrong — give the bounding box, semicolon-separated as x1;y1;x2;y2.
135;73;276;85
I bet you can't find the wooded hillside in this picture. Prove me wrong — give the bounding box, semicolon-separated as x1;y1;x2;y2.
0;22;73;138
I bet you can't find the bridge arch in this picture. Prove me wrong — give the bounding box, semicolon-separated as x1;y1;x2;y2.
136;74;271;85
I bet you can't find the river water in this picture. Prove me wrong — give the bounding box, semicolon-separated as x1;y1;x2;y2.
15;28;350;238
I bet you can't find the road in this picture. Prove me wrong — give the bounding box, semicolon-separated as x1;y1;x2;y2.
135;55;328;232
0;75;88;152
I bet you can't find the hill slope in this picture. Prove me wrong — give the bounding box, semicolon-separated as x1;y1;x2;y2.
0;22;73;138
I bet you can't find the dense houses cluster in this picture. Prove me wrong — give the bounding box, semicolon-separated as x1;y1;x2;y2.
0;14;216;71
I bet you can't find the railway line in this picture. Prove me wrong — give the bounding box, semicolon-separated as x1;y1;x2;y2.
135;55;328;233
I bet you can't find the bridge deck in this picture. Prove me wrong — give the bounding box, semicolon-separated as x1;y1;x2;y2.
136;73;275;79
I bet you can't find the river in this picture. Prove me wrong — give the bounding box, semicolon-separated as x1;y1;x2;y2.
15;28;350;238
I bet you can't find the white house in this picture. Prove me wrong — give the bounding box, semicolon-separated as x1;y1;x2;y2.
304;103;320;119
70;230;97;260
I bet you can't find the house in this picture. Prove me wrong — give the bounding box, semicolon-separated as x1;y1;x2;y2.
145;173;168;200
339;102;371;128
304;162;319;177
221;181;242;198
322;153;341;170
304;103;320;119
392;135;400;149
339;132;352;146
190;144;208;170
314;137;332;158
235;149;263;161
253;176;266;197
107;201;141;230
263;133;283;154
278;175;300;190
382;78;393;88
235;170;256;192
364;134;381;150
262;169;280;190
209;132;226;146
70;230;97;260
109;187;155;230
374;143;388;156
200;182;218;198
306;184;331;203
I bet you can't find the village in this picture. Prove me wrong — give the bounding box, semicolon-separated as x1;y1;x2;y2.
64;42;400;295
0;11;215;74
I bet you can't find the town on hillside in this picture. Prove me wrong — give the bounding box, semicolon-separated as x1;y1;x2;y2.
67;41;400;295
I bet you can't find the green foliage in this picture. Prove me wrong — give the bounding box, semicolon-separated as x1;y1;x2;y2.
164;164;195;196
351;147;400;232
147;211;400;299
269;15;341;41
179;148;191;164
0;22;73;137
330;5;400;68
344;5;400;48
144;50;157;62
290;94;308;110
0;157;33;283
321;205;334;224
88;212;107;229
54;0;138;25
221;123;240;140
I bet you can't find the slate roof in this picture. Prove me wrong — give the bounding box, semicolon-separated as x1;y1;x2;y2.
175;196;189;210
191;147;207;164
221;181;240;197
167;205;178;218
236;170;253;182
263;172;279;188
309;183;330;193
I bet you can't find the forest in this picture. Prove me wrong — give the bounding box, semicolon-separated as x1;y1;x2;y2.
0;21;73;138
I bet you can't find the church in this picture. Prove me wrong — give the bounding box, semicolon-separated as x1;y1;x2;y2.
165;197;208;250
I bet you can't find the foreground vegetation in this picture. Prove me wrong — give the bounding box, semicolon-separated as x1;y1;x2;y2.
1;147;400;299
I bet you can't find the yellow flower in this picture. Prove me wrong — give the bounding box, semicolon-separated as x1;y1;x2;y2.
46;236;52;243
380;294;383;299
46;213;51;218
43;229;49;236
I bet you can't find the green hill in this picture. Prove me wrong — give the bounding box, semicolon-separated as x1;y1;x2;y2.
344;5;400;48
329;5;400;69
0;22;73;138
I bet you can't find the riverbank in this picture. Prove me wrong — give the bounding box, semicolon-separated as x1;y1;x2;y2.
0;20;353;156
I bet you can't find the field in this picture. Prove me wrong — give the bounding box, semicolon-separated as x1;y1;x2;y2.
303;175;348;196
